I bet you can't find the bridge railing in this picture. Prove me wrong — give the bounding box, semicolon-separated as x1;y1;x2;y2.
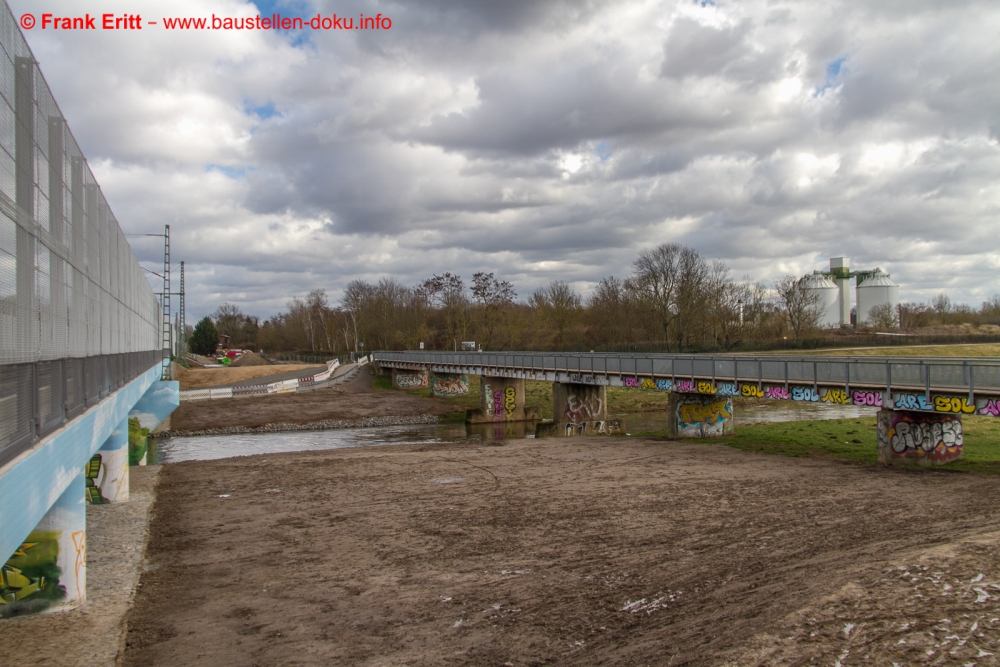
372;351;1000;395
0;5;162;468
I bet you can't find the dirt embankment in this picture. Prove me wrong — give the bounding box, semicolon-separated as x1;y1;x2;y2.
167;371;457;432
175;364;325;390
123;438;1000;666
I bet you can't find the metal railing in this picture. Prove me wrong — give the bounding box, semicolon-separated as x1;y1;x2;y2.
372;351;1000;396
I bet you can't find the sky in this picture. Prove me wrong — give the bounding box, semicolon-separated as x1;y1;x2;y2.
10;0;1000;319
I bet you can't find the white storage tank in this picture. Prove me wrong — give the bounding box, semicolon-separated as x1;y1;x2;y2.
801;273;840;327
856;269;900;327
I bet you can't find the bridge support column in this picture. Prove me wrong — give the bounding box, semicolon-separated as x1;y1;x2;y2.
392;368;428;390
86;416;129;504
877;409;963;466
1;472;87;616
467;377;537;423
668;392;734;438
536;383;625;437
429;372;469;397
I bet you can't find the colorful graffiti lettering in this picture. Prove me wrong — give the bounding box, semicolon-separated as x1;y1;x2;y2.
564;394;604;422
934;396;976;414
820;389;850;405
980;400;1000;417
791;387;819;402
885;412;963;463
656;379;673;391
493;390;503;422
624;377;642;388
677;399;732;425
430;374;469;396
0;531;65;617
716;383;739;396
676;380;697;393
894;393;934;411
741;384;764;398
483;383;492;415
394;372;427;389
852;391;883;407
697;381;716;394
504;386;516;416
765;386;790;400
676;397;733;437
641;378;656;390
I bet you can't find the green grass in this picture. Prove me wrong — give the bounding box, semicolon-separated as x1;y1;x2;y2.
675;415;1000;474
758;343;1000;358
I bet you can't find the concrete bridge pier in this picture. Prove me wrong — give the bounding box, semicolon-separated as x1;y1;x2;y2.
86;417;130;504
537;383;625;437
877;408;963;466
2;473;87;615
391;368;428;390
467;377;538;423
429;372;469;397
667;392;734;438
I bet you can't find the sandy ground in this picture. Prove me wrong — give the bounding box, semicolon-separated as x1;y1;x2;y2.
176;364;324;390
168;371;454;432
122;439;1000;666
0;466;161;667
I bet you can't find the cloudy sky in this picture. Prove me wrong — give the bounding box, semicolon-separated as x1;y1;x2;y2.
10;0;1000;318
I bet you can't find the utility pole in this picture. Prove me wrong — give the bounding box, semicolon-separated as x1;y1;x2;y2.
161;224;171;379
178;260;186;356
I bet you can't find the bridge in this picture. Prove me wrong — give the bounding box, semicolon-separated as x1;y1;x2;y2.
373;351;1000;463
0;4;176;617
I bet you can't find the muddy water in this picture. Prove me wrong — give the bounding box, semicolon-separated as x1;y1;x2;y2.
152;401;876;464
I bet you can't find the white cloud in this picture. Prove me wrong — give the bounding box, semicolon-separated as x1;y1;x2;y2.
9;0;1000;315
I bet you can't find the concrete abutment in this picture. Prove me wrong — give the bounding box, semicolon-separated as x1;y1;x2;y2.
667;392;735;438
877;408;963;465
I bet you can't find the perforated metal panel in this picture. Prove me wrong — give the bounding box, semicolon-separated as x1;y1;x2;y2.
0;1;163;462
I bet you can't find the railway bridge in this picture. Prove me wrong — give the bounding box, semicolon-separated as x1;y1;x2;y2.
373;350;1000;464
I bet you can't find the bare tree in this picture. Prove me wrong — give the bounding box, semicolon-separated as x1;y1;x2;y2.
471;272;516;350
774;275;823;340
866;302;899;330
630;243;709;351
531;281;582;349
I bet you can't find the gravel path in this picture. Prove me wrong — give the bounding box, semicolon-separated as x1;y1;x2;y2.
0;465;162;667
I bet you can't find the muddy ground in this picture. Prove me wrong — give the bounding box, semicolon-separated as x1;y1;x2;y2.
176;364;324;390
168;372;456;432
123;438;1000;666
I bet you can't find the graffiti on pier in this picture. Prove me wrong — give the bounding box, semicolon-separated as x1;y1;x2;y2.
980;400;1000;416
504;386;516;416
562;420;625;436
0;531;65;617
934;396;976;414
85;454;108;504
791;387;819;402
851;391;883;407
493;390;503;422
564;393;603;422
430;374;469;396
675;396;733;437
394;372;427;389
878;411;963;465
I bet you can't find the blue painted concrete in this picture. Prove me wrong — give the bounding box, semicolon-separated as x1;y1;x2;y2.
0;363;163;563
130;381;180;431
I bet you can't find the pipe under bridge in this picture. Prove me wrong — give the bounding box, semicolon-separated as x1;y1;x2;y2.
373;351;1000;462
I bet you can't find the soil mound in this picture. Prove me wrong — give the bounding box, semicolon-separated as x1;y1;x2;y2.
230;351;272;367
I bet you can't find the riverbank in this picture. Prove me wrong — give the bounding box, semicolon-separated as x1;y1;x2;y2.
0;466;161;667
122;437;1000;666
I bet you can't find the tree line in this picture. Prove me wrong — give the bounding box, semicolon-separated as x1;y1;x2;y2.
189;243;1000;356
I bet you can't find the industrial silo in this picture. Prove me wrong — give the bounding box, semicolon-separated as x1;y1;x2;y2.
856;269;900;326
801;273;840;327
